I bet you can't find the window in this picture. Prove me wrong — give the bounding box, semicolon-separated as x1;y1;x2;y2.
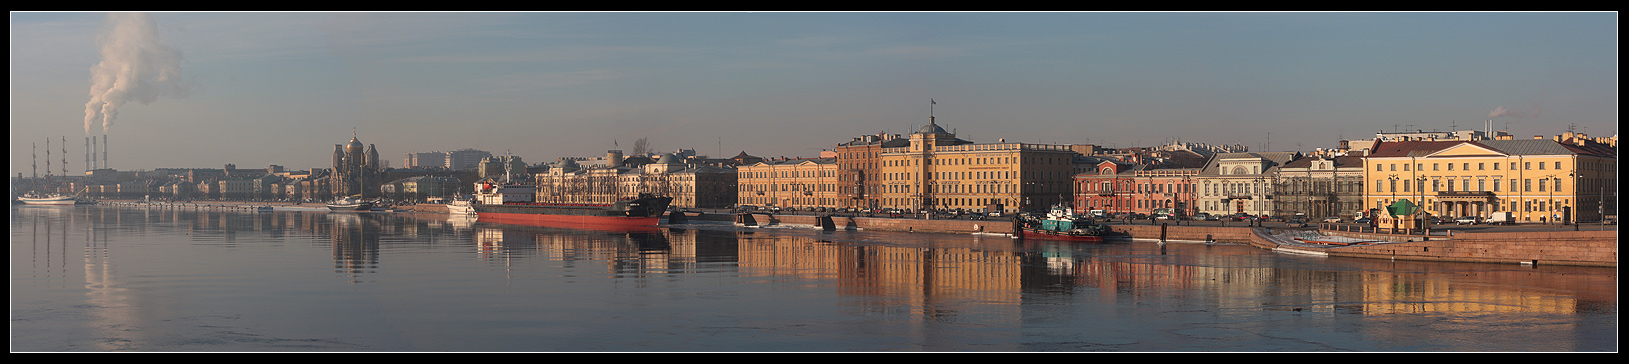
1478;163;1484;170
1376;180;1383;192
1463;163;1469;170
1493;178;1500;192
1390;164;1397;171
1433;163;1440;171
1539;162;1545;170
1376;164;1383;172
1448;163;1454;171
1525;179;1532;192
1555;161;1561;170
1494;163;1499;170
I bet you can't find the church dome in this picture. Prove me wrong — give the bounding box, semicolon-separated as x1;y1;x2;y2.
656;153;679;165
345;136;364;153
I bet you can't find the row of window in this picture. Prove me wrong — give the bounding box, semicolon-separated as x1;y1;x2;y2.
1376;177;1566;193
1380;161;1563;172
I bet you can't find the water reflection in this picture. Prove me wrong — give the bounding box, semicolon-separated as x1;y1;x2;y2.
10;205;1616;351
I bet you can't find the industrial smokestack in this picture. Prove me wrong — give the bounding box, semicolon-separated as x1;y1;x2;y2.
83;13;189;134
90;135;97;169
103;135;108;170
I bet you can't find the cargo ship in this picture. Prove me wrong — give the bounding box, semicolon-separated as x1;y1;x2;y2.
1016;204;1108;242
470;181;673;229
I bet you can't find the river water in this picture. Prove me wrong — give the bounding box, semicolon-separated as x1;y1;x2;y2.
9;205;1617;352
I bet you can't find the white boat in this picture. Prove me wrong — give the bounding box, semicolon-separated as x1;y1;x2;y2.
16;187;86;205
448;198;477;215
327;195;374;211
17;193;77;205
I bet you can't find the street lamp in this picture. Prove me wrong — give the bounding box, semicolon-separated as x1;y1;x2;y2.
1416;176;1428;219
1545;174;1555;226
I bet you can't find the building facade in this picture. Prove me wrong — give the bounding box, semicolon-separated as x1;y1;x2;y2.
737;158;840;211
1194;152;1300;217
1073;161;1199;217
834;132;909;211
536;153;736;209
1362;135;1616;223
1273;155;1365;220
874;118;1077;214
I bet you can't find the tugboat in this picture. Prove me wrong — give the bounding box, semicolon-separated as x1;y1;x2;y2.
1017;204;1108;242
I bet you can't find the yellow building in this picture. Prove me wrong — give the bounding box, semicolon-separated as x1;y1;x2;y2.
876;118;1077;213
1362;135;1615;223
737;157;841;211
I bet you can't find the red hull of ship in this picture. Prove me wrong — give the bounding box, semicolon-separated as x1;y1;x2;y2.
476;211;662;231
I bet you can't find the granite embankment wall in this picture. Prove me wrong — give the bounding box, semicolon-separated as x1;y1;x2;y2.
741;214;1616;267
390;207;1621;267
1311;230;1616;267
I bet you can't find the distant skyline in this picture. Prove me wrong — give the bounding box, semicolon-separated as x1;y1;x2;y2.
10;11;1618;176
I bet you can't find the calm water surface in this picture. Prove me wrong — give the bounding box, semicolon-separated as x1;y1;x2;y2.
10;205;1617;352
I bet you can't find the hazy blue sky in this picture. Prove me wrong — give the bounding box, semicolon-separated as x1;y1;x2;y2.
10;12;1618;175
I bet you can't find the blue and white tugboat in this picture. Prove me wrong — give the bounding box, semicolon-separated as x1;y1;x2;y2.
1017;204;1108;242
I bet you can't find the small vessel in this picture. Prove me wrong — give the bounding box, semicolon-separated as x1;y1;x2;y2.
470;181;673;229
327;195;374;211
1017;204;1108;242
447;197;477;215
16;187;86;205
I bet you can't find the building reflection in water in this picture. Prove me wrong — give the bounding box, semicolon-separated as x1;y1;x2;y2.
328;213;381;284
19;206;1611;326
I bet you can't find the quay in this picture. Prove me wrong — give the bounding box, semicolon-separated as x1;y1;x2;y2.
719;211;1616;268
81;201;1615;267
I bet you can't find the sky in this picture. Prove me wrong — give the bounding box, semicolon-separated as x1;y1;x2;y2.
9;11;1619;176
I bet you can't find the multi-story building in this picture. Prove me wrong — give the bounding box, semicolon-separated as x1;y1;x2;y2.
1273;155;1365;220
445;148;493;171
1194;152;1300;217
737;157;840;211
834;132;909;210
1362;134;1616;223
1073;161;1199;217
1075;160;1136;216
536;152;736;209
875;118;1077;213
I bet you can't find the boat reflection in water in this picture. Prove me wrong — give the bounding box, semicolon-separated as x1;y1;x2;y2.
473;215;671;259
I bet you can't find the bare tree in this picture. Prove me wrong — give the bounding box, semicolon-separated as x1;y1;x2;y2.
632;137;649;156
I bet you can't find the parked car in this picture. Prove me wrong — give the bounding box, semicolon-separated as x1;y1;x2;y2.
1285;219;1308;228
1204;214;1221;221
1354;217;1373;224
1322;216;1342;223
1455;216;1480;225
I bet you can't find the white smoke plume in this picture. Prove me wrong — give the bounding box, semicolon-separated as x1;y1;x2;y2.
83;12;189;134
1487;103;1542;119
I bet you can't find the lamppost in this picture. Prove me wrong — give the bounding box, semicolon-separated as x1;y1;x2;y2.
1387;174;1399;230
1545;174;1555;226
1416;176;1428;219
